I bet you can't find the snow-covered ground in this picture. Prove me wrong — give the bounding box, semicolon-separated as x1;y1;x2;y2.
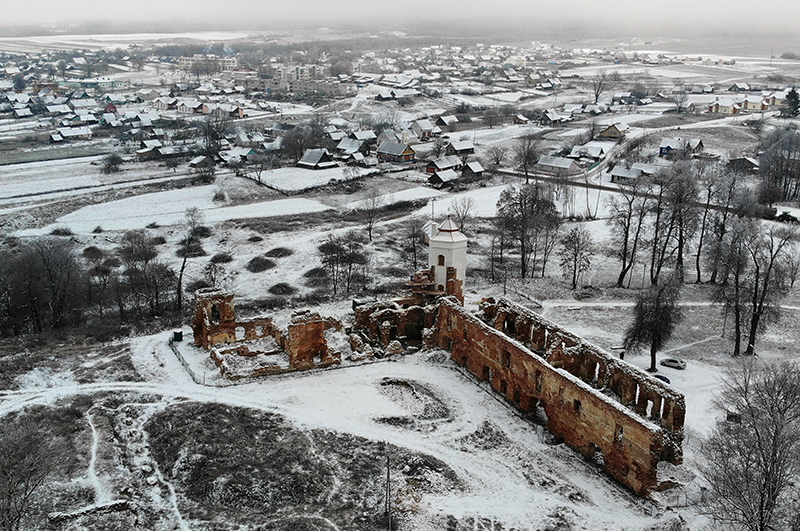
257;165;368;193
14;185;332;235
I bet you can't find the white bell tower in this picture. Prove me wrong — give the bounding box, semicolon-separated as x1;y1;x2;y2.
428;215;468;293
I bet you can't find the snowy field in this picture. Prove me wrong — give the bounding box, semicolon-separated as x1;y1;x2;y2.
258;165;369;193
14;185;332;235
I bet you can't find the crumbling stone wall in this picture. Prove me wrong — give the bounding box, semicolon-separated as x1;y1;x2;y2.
192;289;341;376
192;288;278;348
395;266;463;307
431;298;685;496
482;297;685;465
354;300;438;347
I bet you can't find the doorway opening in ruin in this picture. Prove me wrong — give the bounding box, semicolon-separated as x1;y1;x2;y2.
482;366;492;383
499;380;507;394
573;399;582;414
235;326;245;340
502;350;511;368
513;389;521;404
460;355;468;366
210;304;221;325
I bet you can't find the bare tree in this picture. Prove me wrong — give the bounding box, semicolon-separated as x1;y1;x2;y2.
101;153;123;174
785;243;800;289
694;162;722;283
590;71;611;104
496;184;560;279
513;133;539;184
706;170;742;284
176;207;205;313
0;421;58;531
606;179;650;287
362;189;383;242
715;217;752;357
558;226;594;289
698;360;800;531
485;145;508;169
623;273;683;372
450;197;475;235
402;218;426;273
672;79;689;113
741;224;796;355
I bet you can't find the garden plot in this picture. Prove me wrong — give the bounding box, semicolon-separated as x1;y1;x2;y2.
258;165;370;193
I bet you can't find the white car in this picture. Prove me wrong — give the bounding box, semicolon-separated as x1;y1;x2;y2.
660;357;687;370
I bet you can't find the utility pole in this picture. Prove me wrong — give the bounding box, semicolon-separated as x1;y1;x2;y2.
385;453;391;531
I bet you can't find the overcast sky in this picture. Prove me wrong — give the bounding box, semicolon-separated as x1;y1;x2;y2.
4;0;800;37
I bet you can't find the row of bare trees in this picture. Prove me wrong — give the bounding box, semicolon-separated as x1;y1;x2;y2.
606;160;799;356
0;212;207;337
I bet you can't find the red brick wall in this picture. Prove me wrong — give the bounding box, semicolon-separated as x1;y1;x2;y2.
433;299;681;496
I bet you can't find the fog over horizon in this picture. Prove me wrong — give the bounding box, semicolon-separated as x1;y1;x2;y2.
3;0;800;41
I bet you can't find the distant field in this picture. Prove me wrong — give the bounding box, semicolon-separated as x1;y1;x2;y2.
0;143;111;165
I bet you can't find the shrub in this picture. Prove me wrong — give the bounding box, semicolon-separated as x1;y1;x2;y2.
247;256;276;273
146;222;160;229
83;246;104;261
50;227;74;236
103;257;121;268
268;283;297;295
186;279;212;293
101;153;123;174
248;235;264;242
210;252;233;264
151;236;167;245
176;241;206;258
92;226;104;233
265;247;294;258
303;267;328;278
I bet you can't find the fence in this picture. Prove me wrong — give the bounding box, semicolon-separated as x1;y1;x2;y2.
167;336;214;386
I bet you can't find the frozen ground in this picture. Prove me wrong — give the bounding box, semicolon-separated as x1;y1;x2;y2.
1;328;697;530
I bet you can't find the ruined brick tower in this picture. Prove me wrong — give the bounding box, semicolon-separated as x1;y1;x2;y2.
428;215;467;296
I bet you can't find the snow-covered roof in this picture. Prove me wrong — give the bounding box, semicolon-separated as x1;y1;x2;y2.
431;216;467;243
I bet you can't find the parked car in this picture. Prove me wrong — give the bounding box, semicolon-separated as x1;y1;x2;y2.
653;374;671;384
660;357;687;370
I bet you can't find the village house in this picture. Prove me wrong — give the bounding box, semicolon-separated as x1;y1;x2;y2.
461;160;484;180
708;98;740;115
609;165;643;185
426;155;463;174
658;137;704;157
411;119;437;140
297;148;338;170
445;140;475;156
597;122;629;140
436;115;459;129
428;168;459;189
377;141;415;163
535;155;580;176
